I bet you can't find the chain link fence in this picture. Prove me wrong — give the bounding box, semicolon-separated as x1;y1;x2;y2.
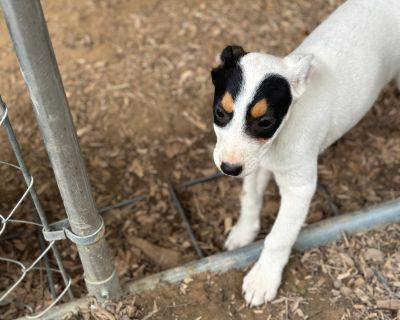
0;98;73;318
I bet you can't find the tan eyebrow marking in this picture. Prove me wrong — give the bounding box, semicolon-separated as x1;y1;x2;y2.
221;92;234;113
250;99;268;118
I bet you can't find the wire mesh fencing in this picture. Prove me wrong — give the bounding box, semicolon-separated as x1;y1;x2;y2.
0;97;73;319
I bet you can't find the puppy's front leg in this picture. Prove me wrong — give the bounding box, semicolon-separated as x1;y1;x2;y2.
225;167;271;250
243;166;317;306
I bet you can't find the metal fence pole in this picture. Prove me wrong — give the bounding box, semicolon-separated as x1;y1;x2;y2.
0;0;121;299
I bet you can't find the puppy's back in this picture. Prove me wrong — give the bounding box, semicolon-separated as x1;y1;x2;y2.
296;0;400;74
285;0;400;152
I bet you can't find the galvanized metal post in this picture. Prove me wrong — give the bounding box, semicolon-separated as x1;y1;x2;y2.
0;0;121;299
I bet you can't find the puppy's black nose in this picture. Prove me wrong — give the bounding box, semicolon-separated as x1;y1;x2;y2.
220;162;243;176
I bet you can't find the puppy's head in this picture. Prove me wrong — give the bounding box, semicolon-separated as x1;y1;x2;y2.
211;45;313;177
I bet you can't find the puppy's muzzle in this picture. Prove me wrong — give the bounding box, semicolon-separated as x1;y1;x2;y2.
221;162;243;176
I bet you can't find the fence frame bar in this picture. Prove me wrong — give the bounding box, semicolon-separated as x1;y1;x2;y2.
0;0;121;299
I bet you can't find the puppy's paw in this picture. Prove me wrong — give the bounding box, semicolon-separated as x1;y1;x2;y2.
224;222;259;251
242;260;282;307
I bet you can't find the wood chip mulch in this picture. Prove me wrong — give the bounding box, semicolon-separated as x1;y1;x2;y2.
64;225;400;320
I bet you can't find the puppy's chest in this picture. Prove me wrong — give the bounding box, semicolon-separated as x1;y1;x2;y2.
259;126;319;172
258;145;299;172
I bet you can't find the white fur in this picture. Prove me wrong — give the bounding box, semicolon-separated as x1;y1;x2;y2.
214;0;400;306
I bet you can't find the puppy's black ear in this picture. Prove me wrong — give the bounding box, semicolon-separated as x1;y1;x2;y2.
220;45;246;65
211;46;246;86
211;66;222;86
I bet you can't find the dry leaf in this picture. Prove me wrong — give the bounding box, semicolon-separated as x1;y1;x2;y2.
164;140;189;158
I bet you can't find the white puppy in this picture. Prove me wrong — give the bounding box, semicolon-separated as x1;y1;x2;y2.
210;0;400;307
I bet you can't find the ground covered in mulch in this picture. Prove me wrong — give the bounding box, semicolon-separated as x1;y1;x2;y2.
65;225;400;320
0;0;399;319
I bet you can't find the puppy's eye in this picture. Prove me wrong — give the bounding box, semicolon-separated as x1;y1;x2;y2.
258;117;275;129
216;105;225;119
214;104;232;127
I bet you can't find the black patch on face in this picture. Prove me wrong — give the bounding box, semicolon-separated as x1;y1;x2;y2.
245;75;292;139
211;46;247;127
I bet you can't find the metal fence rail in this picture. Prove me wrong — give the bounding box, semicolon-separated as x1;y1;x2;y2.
0;98;73;319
